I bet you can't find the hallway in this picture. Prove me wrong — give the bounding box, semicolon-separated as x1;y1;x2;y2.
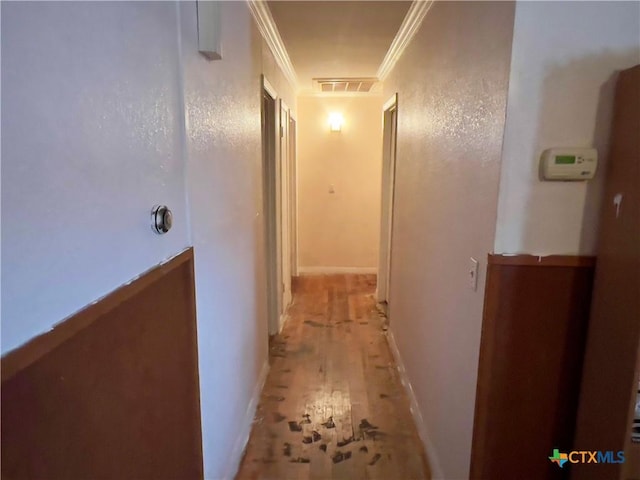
3;2;639;478
237;275;430;479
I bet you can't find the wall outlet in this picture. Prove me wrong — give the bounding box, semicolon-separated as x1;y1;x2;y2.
469;257;479;291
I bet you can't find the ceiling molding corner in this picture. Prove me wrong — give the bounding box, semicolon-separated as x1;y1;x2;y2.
376;0;434;81
247;0;299;93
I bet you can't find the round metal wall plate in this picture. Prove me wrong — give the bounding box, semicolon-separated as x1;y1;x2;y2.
151;205;172;234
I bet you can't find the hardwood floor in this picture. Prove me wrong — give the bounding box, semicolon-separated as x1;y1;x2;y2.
236;274;430;480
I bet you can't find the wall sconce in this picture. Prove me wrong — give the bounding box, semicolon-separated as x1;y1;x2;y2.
328;113;344;132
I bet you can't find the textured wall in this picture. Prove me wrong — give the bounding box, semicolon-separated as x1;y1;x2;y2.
179;2;264;477
2;1;296;478
382;2;515;478
297;95;382;271
180;2;297;477
495;1;640;255
1;2;190;353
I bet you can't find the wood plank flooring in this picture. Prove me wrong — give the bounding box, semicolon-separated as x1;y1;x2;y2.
236;274;430;480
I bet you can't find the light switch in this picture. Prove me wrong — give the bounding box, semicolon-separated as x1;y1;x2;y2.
469;257;479;291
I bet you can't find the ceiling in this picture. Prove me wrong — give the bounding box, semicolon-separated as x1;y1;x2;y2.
267;1;412;93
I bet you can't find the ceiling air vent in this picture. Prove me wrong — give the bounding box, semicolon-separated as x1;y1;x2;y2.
313;78;379;94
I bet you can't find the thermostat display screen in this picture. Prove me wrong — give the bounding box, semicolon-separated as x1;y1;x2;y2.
555;155;576;165
541;147;597;181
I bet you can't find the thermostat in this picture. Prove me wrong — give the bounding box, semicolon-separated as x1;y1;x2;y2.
540;148;597;181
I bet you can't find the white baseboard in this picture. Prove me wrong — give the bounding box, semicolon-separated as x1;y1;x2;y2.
278;312;289;333
386;328;445;479
297;266;378;275
278;292;294;333
223;359;270;480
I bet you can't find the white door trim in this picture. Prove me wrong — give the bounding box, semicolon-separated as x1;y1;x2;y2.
279;100;292;329
263;76;278;100
261;75;280;336
289;116;299;277
377;93;398;305
383;93;398;111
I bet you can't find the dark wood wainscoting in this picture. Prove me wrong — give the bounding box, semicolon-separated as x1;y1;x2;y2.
471;254;596;480
1;248;203;480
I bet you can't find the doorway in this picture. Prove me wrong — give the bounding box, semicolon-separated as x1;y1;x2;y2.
279;100;293;320
261;75;294;336
289;116;298;277
377;93;398;312
261;77;279;336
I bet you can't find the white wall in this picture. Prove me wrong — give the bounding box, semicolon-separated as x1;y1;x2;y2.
495;1;640;255
296;95;382;272
2;2;296;478
178;2;294;477
382;2;515;478
1;2;190;353
179;2;265;477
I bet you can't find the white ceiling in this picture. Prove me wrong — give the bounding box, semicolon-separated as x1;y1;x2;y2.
267;1;412;93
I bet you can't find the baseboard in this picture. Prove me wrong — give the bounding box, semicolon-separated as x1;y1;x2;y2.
385;328;445;479
278;290;294;333
222;359;270;480
278;312;288;333
297;266;378;275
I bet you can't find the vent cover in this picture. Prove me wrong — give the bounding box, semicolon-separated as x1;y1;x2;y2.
313;78;379;94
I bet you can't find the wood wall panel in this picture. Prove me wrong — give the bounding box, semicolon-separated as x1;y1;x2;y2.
471;255;595;479
1;248;204;480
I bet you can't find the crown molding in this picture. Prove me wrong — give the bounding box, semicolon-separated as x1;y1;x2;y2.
376;0;434;81
247;0;299;92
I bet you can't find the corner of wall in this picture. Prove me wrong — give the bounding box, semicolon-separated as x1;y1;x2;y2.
386;328;444;479
222;359;270;480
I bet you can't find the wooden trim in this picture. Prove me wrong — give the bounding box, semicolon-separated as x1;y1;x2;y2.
2;247;202;479
488;253;596;268
1;248;194;382
471;258;595;478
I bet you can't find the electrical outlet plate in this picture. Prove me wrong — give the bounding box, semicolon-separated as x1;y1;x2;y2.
469;257;479;291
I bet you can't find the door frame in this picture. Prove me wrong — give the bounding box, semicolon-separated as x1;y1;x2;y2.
260;75;294;335
289;115;298;277
261;75;280;335
377;93;398;309
279;100;292;328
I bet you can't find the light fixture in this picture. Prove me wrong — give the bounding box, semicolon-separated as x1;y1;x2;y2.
328;113;344;132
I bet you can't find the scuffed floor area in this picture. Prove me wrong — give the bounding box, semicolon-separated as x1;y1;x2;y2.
236;274;430;479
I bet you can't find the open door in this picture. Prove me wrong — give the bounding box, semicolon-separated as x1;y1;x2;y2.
377;94;398;312
572;65;640;480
